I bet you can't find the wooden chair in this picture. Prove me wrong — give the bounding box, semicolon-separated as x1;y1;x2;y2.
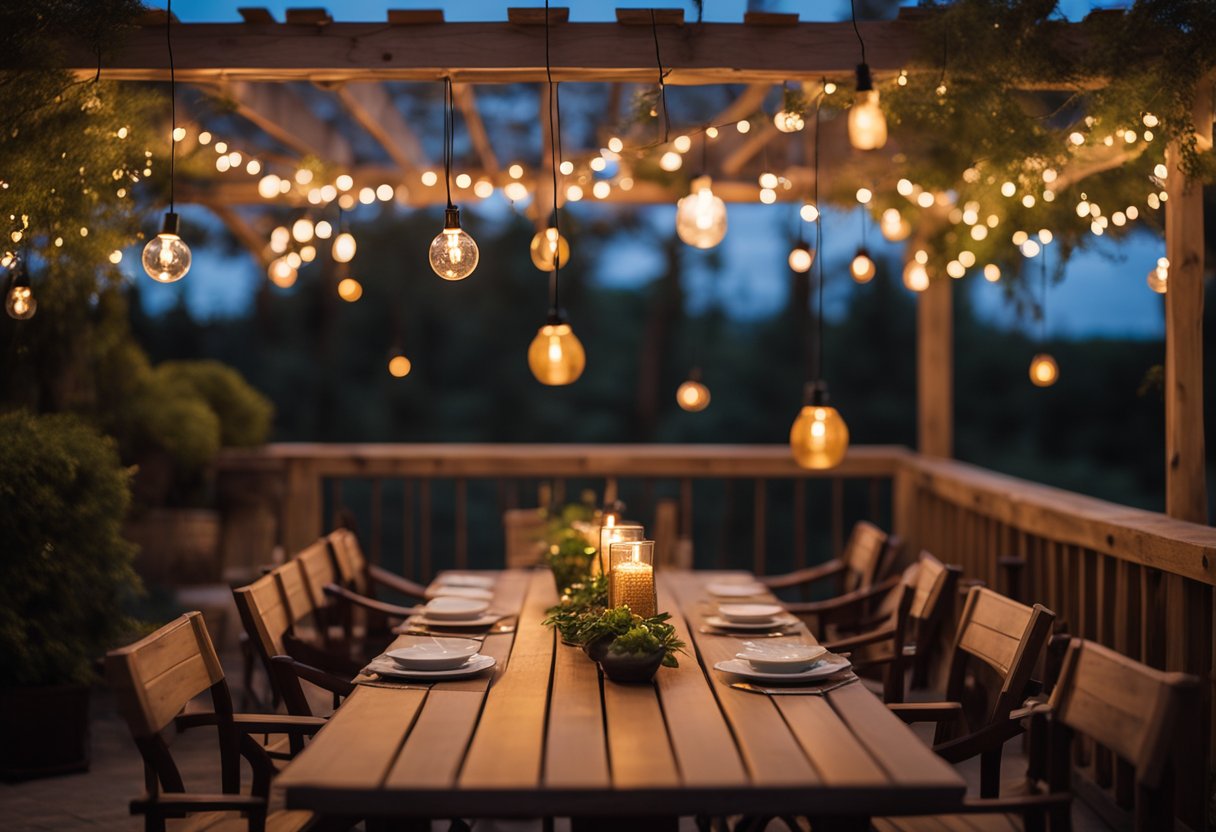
811;551;961;703
873;638;1198;831
106;612;324;832
320;529;427;640
504;507;547;568
327;527;429;601
888;586;1056;798
232;564;356;718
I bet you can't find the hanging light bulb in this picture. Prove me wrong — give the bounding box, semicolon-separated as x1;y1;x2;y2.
337;277;363;302
267;257;298;288
788;243;815;273
388;353;412;378
530;226;570;271
528;319;586;385
332;231;356;263
429;206;479;281
676;369;711;412
773;109;805;133
790;382;850;470
850;247;876;283
1029;353;1059;387
142;212;192;283
848;64;887;150
1147;257;1168;294
880;208;911;241
675;175;727;249
903;261;929;292
5;262;36;320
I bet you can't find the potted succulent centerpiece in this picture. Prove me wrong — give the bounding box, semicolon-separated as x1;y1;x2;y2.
543;574;608;645
575;607;686;682
0;411;143;779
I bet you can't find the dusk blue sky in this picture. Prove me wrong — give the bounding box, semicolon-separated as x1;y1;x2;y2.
135;0;1167;341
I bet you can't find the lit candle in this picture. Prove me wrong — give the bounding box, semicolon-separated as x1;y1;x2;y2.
598;519;644;577
609;540;656;617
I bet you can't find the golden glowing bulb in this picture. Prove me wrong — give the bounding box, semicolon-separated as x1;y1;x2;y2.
790;404;850;470
676;375;711;412
528;322;585;386
675;176;727;249
788;244;814;273
850;249;876;284
268;257;298;288
337;277;362;302
332;232;356;263
1029;353;1059;387
388;354;412;378
5;283;35;320
429;209;478;281
142;215;192;283
880;208;911;241
848;89;887;150
773;109;805;133
903;261;929;292
1147;259;1168;294
529;227;570;271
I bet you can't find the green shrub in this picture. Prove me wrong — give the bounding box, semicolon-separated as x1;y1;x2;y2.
0;410;141;686
155;361;273;447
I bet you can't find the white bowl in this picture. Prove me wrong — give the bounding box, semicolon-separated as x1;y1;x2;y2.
718;602;785;623
425;585;494;601
386;638;481;671
706;581;767;598
736;642;827;674
424;597;492;621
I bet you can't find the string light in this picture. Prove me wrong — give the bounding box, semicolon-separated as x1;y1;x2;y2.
676;368;711;412
268;257;298;288
429;79;479;281
1147;257;1168;293
5;260;36;320
337;277;363;302
530;226;570;271
846;0;887;151
983;264;1001;282
388;353;412;378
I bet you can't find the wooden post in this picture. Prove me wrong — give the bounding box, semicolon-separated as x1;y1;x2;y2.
917;277;953;458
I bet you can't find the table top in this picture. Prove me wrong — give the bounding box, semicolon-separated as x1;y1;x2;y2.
275;569;966;819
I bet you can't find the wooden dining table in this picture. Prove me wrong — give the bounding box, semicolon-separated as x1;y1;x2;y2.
274;568;966;827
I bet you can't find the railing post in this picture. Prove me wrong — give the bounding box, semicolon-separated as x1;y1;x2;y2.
917;278;953;458
281;457;322;556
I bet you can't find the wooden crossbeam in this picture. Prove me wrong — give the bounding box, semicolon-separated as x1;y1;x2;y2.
218;80;355;167
333;82;426;173
205;202;270;266
62;21;920;84
453;83;500;176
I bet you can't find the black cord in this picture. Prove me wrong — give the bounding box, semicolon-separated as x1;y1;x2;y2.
443;77;454;210
650;9;670;145
811;86;825;386
938;24;949;91
849;0;867;66
1040;245;1048;343
545;0;561;313
167;0;175;212
700;127;708;176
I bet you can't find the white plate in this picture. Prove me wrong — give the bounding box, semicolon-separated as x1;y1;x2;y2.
365;653;496;680
424;597;492;620
703;613;799;631
405;612;505;629
436;573;497;589
718;602;785;623
736;642;827;673
386;638;481;670
706;582;767;598
715;653;852;683
425;585;495;601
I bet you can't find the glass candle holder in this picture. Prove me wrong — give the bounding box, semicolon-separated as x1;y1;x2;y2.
609;540;656;617
597;520;644;577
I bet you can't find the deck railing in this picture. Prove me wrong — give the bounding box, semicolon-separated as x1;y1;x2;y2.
215;442;1216;829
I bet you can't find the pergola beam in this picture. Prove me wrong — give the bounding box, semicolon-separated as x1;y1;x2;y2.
453;83;500;175
217;80;355;166
332;82;427;174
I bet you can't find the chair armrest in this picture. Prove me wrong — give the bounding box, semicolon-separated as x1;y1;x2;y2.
787;575;902;618
822;625;897;654
323;583;422;618
759;559;846;590
368;564;430;600
933;713;1027;763
888;701;964;724
271;654;357;697
131;793;267;816
233;714;327;736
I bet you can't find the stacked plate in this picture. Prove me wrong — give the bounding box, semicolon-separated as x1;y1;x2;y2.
365;637;496;680
714;642;850;682
705;579;767;599
410;596;503;628
703;602;798;632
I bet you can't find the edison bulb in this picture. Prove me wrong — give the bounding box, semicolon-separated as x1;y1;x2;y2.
1029;353;1059;387
530;227;570;271
788;243;814;273
773;109;805;133
676;377;711;412
142;214;191;283
848;88;887;150
675;176;727;249
332;231;356;263
880;208;911;241
790;404;850;470
1147;262;1168;294
429;208;478;280
850;249;876;284
268;257;298;288
528;322;585;386
388;354;412;378
5;282;35;320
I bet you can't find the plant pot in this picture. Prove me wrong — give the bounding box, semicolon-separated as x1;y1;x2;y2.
583;634;615;663
0;684;91;780
125;508;222;586
599;648;665;684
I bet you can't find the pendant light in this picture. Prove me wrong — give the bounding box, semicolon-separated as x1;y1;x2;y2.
676;367;711;412
847;0;887;151
142;0;192;283
332;207;356;264
530;221;570;272
675;131;727;249
5;258;35;320
1029;246;1058;387
850;200;876;284
527;0;585;386
791;91;850;470
428;78;478;281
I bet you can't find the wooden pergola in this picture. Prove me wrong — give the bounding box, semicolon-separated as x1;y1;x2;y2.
63;5;1211;525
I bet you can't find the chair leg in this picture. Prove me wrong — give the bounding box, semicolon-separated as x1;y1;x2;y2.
980;747;1002;798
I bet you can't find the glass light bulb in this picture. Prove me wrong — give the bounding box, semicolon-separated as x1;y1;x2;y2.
529;227;570;271
848;89;887;150
880;208;911;241
850;251;877;284
5;284;35;320
903;261;930;292
773;110;805;133
267;257;298;288
388;354;412;378
528;322;585;386
676;379;711;412
1029;353;1059;387
675;177;727;249
142;233;191;283
1147;265;1168;294
788;245;814;273
332;231;356;263
429;222;479;281
790;405;850;470
337;277;362;302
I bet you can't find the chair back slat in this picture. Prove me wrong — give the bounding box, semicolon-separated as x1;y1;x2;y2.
327;528;368;594
908;551;954;622
504;508;547;568
842;520;889;592
295;538;339;609
233;571;292;664
106;612;224;738
277;559;315;620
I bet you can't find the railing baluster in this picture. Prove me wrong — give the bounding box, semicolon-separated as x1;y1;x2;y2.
794;478;807;570
370;478;383;567
455;478;468;570
403;479;415;580
830;477;844;558
420;479;432;581
752;478;766;575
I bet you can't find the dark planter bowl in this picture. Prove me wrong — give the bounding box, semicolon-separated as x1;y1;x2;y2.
583;635;615;663
0;683;91;780
599;648;665;683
